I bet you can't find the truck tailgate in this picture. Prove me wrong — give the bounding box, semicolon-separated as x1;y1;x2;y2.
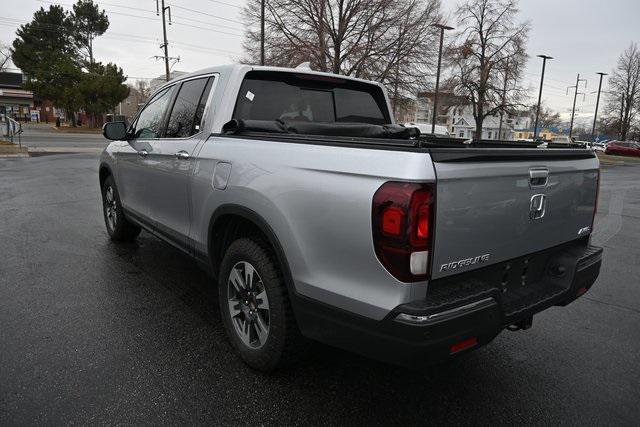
429;149;599;279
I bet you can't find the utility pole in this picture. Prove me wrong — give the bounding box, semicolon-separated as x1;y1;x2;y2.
567;73;587;139
431;23;454;134
591;72;608;141
157;0;172;81
533;55;553;139
498;60;509;140
260;0;265;66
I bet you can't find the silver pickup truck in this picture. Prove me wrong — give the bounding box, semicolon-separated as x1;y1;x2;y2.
100;64;603;371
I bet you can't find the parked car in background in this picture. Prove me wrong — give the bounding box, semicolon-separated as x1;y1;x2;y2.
404;122;450;136
589;142;607;152
551;136;574;145
605;140;640;157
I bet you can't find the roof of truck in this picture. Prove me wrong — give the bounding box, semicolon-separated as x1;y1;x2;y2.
160;63;385;88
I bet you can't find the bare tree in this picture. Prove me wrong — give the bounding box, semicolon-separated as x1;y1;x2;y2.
242;0;442;117
606;42;640;141
134;79;151;100
527;101;561;129
447;0;529;139
0;43;12;72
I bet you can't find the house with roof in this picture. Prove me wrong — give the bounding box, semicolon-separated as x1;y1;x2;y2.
451;114;513;140
0;71;34;121
417;91;514;140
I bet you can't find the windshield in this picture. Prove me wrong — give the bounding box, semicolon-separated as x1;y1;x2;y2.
233;71;390;125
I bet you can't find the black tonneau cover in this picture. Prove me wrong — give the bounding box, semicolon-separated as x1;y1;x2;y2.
218;119;595;161
222;119;419;140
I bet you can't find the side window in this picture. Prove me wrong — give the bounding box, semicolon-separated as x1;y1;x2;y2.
132;86;175;139
165;77;214;138
333;88;386;124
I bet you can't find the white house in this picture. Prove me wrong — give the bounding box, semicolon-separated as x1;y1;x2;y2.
451;115;511;140
416;91;514;140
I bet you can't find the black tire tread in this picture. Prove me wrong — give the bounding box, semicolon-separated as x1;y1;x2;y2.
102;176;141;242
218;237;303;371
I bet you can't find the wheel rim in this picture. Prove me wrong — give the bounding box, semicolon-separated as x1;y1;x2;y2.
104;185;117;231
227;261;270;349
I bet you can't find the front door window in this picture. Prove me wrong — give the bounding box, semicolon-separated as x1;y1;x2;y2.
131;86;175;139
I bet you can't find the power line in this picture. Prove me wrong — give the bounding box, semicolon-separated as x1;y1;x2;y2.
0;17;238;56
34;0;244;30
171;14;244;34
51;0;245;33
171;20;243;38
9;2;245;38
86;1;155;14
166;3;244;25
204;0;244;9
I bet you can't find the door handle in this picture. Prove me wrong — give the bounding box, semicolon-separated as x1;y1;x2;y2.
174;150;190;160
529;167;548;188
137;149;148;157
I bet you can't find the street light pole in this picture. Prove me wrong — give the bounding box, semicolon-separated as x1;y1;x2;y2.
533;54;553;139
260;0;265;66
431;23;454;134
592;72;608;140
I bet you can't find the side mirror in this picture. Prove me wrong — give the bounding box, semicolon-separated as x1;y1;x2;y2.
103;121;128;141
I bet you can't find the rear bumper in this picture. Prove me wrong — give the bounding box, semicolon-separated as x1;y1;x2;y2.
292;242;603;368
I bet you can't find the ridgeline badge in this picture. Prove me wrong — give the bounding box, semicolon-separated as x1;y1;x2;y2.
440;254;490;272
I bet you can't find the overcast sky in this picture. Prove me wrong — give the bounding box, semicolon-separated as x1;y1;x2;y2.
3;0;640;123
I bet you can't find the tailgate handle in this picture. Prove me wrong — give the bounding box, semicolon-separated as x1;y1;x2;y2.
529;168;549;188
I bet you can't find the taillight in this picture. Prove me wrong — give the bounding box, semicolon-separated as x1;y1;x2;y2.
372;182;434;282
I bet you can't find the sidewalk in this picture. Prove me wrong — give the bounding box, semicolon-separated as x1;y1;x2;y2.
0;140;29;158
596;152;640;166
28;146;103;154
51;125;102;134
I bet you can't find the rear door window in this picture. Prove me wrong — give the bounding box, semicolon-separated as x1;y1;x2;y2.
233;71;389;125
165;77;214;138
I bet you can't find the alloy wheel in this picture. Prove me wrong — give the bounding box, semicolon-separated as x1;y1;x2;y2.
104;186;117;231
227;261;270;349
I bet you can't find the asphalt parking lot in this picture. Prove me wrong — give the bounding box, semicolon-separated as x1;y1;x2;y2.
1;152;639;425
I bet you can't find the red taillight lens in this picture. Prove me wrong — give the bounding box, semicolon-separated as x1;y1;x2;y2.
417;207;429;239
372;182;434;282
382;207;404;235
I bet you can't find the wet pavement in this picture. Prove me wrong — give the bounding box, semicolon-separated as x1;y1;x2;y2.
1;153;639;425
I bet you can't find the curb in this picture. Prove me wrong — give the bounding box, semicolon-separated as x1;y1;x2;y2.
28;147;103;154
0;153;29;158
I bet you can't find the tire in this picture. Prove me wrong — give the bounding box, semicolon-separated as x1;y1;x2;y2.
218;237;300;371
101;175;141;242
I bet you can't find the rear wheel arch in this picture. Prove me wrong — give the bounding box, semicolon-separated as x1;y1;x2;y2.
207;205;295;295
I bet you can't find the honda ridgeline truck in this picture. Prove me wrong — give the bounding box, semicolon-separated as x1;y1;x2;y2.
99;65;602;371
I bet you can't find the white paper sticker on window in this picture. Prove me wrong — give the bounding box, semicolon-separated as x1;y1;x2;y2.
245;91;255;101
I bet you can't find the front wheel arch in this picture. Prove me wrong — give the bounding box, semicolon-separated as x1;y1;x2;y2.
99;163;113;190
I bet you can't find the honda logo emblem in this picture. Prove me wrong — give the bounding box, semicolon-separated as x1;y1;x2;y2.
530;194;546;220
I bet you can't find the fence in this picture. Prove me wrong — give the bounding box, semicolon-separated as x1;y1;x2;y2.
2;117;23;148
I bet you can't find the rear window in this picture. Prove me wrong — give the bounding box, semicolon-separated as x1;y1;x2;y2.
233;71;389;125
